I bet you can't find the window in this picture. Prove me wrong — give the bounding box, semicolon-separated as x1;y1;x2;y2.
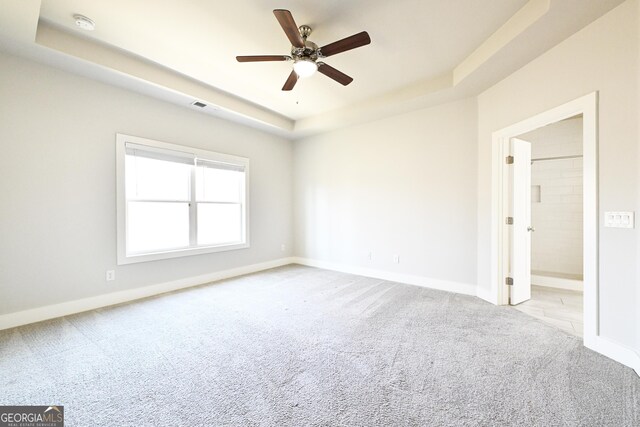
116;134;249;264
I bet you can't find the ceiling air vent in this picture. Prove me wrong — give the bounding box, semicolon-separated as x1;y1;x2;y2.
191;101;207;108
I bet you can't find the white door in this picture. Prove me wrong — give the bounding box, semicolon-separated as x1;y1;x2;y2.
509;138;532;305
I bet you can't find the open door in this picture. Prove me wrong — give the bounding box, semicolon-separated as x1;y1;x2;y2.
509;138;532;305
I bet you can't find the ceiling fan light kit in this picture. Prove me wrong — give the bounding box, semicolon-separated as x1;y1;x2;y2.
236;9;371;91
293;59;317;78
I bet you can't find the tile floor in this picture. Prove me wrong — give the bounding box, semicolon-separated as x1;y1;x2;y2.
513;285;583;337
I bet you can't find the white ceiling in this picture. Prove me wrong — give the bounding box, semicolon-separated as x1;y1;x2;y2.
38;0;529;119
0;0;627;137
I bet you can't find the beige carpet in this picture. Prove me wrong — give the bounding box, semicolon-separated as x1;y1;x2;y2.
1;265;639;426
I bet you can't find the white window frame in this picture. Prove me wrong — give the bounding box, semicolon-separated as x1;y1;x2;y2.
116;133;250;265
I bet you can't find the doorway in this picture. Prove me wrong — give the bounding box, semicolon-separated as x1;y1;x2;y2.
507;116;584;338
491;92;598;348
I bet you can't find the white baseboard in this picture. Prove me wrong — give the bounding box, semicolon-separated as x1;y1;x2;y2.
292;257;477;296
4;256;638;377
476;286;499;305
586;336;640;377
0;257;295;331
531;274;583;291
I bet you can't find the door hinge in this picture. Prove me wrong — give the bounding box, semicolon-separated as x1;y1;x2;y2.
506;216;513;225
505;277;514;286
505;155;514;164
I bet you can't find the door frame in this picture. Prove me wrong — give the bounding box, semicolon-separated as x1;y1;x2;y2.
491;92;598;347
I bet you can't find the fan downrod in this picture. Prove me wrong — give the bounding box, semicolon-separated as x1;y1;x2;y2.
299;25;312;39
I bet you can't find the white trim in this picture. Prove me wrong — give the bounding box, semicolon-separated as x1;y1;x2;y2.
490;92;599;351
292;257;477;296
500;138;511;305
531;274;583;291
4;255;637;376
476;286;497;304
116;133;251;265
0;257;294;331
589;337;640;377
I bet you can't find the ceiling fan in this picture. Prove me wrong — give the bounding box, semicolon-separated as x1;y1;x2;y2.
236;9;371;91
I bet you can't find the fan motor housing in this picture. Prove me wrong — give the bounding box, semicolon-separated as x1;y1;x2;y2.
292;40;319;61
291;25;320;61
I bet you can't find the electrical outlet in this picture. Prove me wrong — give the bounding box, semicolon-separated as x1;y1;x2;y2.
106;270;115;281
393;255;400;264
281;244;286;252
367;251;372;261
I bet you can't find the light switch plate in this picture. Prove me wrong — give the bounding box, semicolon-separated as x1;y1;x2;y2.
604;211;634;228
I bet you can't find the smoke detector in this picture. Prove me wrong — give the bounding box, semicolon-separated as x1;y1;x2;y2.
73;14;95;31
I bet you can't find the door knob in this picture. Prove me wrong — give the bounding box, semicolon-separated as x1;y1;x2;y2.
527;226;535;232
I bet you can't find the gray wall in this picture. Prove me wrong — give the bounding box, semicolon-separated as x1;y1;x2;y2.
0;51;293;315
293;98;478;287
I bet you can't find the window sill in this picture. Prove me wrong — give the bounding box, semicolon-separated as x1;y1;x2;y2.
117;241;249;265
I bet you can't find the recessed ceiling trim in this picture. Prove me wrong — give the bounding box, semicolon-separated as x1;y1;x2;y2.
0;0;622;140
453;0;551;85
294;72;455;136
35;21;294;133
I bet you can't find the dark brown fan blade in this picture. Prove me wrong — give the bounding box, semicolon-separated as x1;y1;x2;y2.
320;31;371;57
236;55;291;62
273;9;305;48
282;70;299;91
317;63;353;86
